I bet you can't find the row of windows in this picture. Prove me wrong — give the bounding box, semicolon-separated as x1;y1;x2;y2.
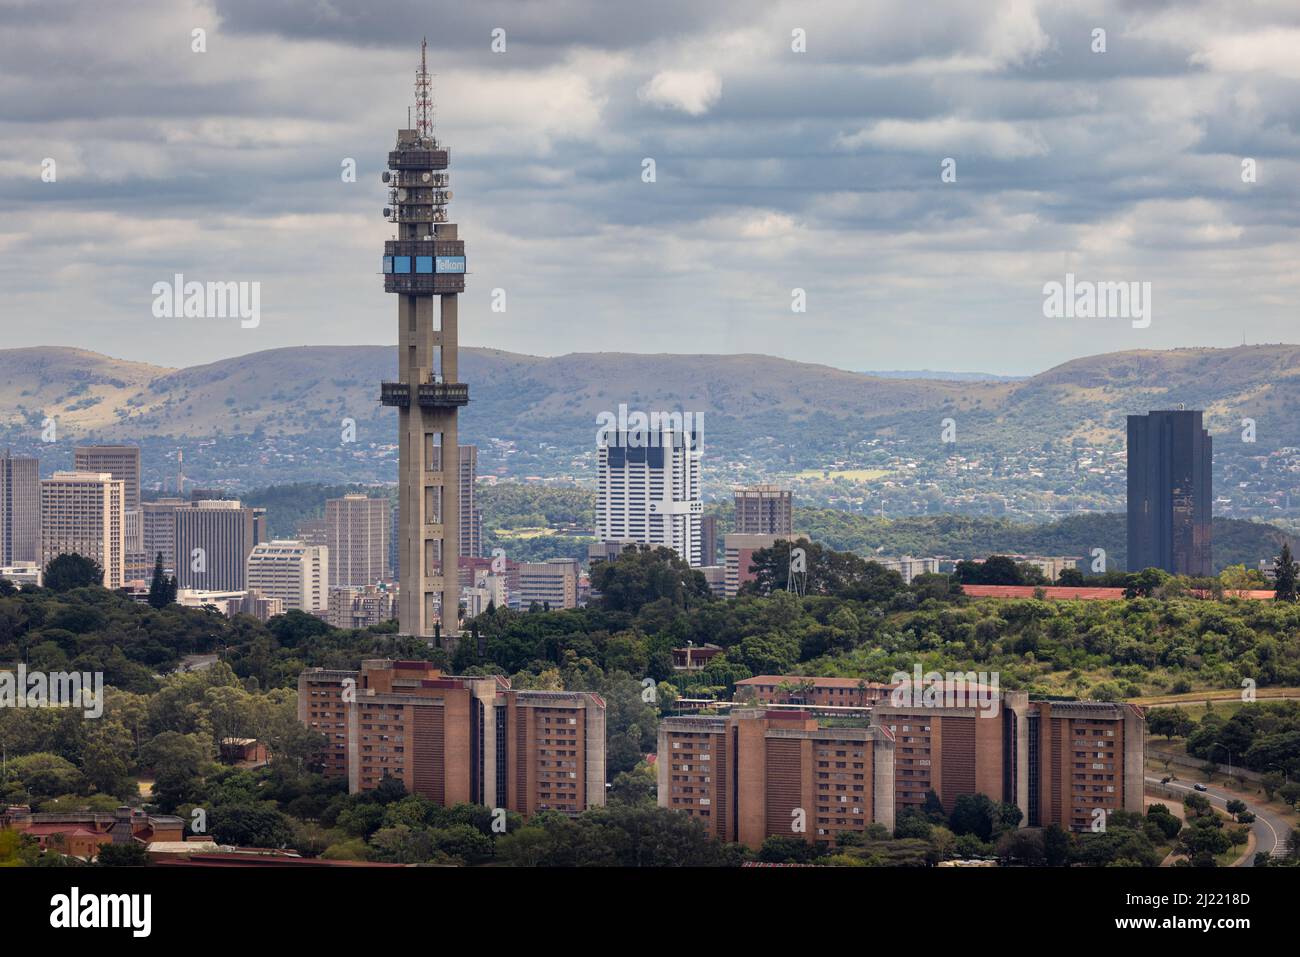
382;255;467;274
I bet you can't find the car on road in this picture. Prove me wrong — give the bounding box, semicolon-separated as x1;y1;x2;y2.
1193;783;1209;792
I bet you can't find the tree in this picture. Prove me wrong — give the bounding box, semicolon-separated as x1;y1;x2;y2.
1042;824;1072;866
745;539;905;601
147;552;175;609
592;545;713;614
6;753;86;800
1147;706;1195;741
1275;543;1299;602
96;841;151;867
211;803;295;848
1124;568;1171;598
948;793;1002;842
139;731;211;811
43;553;104;592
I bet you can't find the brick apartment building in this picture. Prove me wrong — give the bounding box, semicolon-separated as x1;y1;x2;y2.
660;683;1144;847
657;708;896;847
299;659;606;817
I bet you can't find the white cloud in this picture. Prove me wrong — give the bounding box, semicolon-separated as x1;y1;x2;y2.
837;118;1050;160
637;69;722;115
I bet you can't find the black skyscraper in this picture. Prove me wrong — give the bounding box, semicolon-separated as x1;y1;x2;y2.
1126;410;1212;576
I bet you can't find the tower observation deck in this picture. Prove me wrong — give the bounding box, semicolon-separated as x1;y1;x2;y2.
379;40;467;647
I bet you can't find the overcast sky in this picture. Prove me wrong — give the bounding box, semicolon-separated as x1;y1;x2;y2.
1;0;1297;375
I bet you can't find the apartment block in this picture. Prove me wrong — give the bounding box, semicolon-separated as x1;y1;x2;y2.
40;471;125;588
872;691;1026;820
659;680;1144;840
325;494;390;587
1025;700;1144;832
246;539;328;613
298;660;606;817
658;708;895;847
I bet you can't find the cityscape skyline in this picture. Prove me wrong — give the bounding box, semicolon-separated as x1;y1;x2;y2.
0;4;1295;914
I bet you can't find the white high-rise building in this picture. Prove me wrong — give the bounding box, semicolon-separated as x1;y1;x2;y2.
596;418;703;565
246;539;329;613
40;471;125;588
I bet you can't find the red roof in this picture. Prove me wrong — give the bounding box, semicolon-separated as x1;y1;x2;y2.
961;585;1127;600
962;584;1279;601
26;825;102;838
736;675;891;689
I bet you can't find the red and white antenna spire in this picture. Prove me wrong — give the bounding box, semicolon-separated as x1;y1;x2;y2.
415;37;434;144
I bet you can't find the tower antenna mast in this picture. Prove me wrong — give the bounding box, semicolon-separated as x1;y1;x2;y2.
415;37;434;145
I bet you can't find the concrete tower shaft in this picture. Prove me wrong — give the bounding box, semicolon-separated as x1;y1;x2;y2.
379;49;468;646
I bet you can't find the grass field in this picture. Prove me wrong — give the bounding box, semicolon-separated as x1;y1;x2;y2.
794;468;891;482
492;527;558;539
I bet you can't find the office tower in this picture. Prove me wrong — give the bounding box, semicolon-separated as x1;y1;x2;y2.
723;532;778;597
246;540;328;613
699;514;718;566
379;42;468;644
1127;409;1213;576
299;659;606;816
40;471;125;588
459;445;482;558
734;484;793;535
0;451;39;564
596;421;703;565
141;498;183;574
517;558;578;610
296;517;329;548
325;494;390;587
74;444;141;510
174;500;265;591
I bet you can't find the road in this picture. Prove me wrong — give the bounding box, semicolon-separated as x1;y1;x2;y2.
1146;775;1292;867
